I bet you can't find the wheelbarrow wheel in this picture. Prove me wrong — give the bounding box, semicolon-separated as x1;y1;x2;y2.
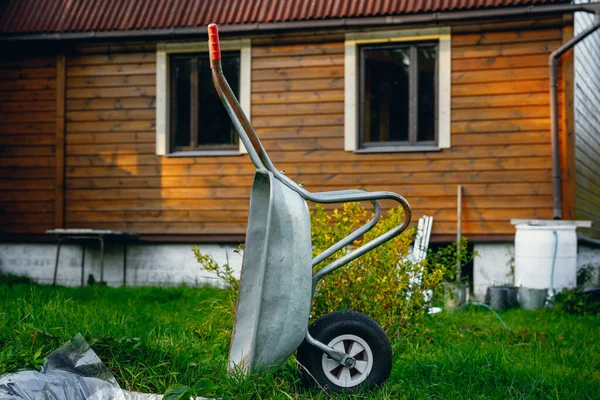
296;310;392;392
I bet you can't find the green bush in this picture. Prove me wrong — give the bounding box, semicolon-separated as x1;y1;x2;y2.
195;203;474;332
554;288;600;315
309;203;447;331
426;236;475;283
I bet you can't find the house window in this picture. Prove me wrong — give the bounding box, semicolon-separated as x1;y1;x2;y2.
345;28;451;152
156;39;251;156
170;52;239;151
360;42;437;148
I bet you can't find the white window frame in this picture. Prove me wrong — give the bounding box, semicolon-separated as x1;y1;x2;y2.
156;39;251;156
344;27;451;152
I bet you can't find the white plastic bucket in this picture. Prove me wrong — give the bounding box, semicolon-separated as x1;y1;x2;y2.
514;224;577;292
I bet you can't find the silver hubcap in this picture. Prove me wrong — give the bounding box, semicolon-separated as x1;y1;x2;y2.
321;334;374;388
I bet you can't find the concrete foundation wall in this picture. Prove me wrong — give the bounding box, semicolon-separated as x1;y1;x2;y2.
473;243;515;301
2;240;599;294
473;242;600;301
0;243;243;287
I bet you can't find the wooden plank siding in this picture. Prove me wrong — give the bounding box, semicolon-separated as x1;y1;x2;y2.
0;18;573;239
63;45;172;232
573;10;600;238
0;56;57;234
60;20;563;238
249;28;559;237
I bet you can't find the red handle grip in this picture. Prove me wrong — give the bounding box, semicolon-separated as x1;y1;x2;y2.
208;23;221;68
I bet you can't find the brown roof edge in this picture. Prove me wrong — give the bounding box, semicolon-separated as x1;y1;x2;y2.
1;2;598;42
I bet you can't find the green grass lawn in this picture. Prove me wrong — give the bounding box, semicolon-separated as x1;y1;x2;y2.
1;280;598;399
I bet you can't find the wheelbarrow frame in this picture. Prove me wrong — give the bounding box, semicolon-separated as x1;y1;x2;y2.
208;24;412;373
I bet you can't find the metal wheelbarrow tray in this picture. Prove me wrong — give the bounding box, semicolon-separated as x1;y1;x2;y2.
208;24;411;392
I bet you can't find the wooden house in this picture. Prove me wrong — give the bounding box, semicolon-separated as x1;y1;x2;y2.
1;0;599;288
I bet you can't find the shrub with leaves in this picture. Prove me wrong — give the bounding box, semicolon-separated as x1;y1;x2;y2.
310;203;446;331
427;237;476;283
194;203;471;331
554;288;600;315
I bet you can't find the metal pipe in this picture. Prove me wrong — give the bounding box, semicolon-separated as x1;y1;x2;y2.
549;12;600;219
1;3;599;42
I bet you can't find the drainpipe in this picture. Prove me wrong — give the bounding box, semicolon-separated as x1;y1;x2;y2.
549;11;600;219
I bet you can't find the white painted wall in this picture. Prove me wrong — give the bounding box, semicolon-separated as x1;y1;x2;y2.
2;241;599;293
473;243;515;301
0;243;243;287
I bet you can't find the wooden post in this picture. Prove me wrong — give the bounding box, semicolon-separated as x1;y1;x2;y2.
55;53;66;228
456;185;462;281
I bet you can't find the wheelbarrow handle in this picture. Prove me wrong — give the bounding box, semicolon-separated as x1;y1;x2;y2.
207;23;221;68
311;190;412;289
209;23;277;172
311;196;382;268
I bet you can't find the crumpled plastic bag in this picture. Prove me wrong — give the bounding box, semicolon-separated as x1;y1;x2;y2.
0;334;163;400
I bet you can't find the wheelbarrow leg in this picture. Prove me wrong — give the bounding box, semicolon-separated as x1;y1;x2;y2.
303;330;354;367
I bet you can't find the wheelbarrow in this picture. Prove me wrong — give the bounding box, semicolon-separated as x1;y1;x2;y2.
208;24;411;392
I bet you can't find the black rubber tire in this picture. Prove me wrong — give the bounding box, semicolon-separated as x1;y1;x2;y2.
296;310;392;393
